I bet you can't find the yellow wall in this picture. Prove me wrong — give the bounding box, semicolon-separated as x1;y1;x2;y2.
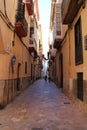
0;0;32;80
60;2;87;86
56;2;87;112
0;0;41;106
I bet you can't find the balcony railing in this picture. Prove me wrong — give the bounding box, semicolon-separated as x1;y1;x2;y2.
15;18;28;37
28;38;38;58
28;37;37;53
26;0;34;15
15;2;28;37
62;0;84;24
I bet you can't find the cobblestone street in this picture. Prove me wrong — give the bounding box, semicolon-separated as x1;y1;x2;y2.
0;79;87;130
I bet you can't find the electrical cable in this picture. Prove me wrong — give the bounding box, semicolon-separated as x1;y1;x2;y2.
0;1;30;50
3;0;14;29
0;10;14;31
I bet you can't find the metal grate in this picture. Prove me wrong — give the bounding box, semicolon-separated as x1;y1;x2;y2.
64;102;70;104
74;17;83;65
31;128;43;130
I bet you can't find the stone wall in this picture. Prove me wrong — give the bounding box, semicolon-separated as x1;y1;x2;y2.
0;76;31;108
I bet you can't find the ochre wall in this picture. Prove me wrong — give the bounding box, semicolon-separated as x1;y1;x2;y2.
0;0;34;106
56;2;87;112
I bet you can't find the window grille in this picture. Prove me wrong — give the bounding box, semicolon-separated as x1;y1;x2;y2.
74;17;83;65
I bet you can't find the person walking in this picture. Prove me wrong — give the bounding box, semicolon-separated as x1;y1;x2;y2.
44;75;47;81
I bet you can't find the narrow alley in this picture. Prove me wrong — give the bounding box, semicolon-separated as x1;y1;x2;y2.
0;79;87;130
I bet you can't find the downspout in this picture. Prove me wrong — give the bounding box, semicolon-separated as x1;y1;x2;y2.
68;29;71;76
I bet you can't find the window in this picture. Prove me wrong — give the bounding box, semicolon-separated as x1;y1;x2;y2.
30;27;34;37
16;0;25;21
56;31;61;35
39;40;42;48
25;62;27;74
56;8;61;36
18;0;22;3
74;17;83;65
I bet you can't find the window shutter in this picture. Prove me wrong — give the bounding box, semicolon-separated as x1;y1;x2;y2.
74;17;83;65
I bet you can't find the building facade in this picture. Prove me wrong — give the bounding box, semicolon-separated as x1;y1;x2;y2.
60;0;87;112
50;0;87;112
0;0;41;108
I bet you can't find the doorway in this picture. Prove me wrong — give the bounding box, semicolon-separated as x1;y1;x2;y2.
17;63;21;91
59;53;63;88
77;72;83;101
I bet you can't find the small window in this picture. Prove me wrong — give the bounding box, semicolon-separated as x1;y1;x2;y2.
56;31;61;35
30;27;34;37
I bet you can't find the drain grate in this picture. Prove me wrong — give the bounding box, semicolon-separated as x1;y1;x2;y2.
31;128;43;130
64;102;70;104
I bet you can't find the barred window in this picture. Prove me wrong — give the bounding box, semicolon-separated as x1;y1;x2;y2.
16;0;25;22
74;17;83;65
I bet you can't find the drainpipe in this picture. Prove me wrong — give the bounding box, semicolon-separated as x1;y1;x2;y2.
68;29;71;77
11;55;16;99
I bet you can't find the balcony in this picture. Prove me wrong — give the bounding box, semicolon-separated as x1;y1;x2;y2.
53;39;62;50
15;2;28;37
28;38;38;58
28;38;37;52
62;0;84;24
26;0;34;15
49;47;57;62
15;19;28;37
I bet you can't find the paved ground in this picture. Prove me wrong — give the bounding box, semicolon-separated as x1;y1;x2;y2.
0;79;87;130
